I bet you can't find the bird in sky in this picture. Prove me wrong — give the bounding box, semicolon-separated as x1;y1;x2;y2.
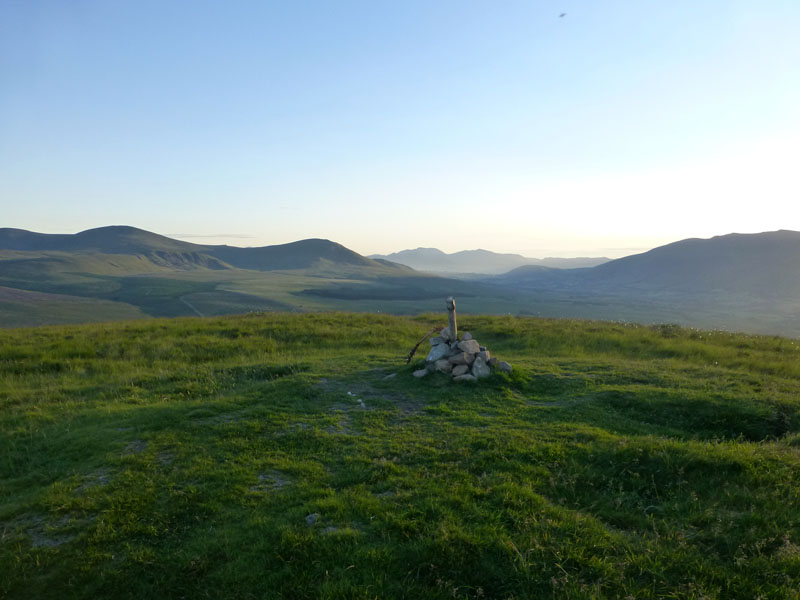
559;12;567;18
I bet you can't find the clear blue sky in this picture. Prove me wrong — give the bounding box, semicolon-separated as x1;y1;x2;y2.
2;0;798;257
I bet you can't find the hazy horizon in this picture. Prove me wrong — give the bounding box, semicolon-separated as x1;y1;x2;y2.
2;1;799;258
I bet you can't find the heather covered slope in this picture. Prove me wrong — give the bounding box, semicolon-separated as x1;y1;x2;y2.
1;313;799;599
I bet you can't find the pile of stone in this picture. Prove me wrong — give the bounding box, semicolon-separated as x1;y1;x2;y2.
413;327;512;382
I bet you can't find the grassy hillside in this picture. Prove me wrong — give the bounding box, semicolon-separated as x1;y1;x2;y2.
2;313;799;599
0;286;145;327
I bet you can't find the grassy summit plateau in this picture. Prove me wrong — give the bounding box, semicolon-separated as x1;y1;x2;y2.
1;313;799;599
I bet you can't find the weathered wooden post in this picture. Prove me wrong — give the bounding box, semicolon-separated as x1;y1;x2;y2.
446;296;457;341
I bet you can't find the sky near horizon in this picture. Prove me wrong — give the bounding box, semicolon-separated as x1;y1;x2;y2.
1;1;799;258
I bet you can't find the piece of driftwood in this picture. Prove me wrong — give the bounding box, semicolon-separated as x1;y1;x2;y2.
405;328;439;364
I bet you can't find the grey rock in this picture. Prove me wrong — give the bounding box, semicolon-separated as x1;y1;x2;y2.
413;369;429;378
448;352;475;365
457;339;480;354
453;374;477;383
425;343;449;363
452;364;469;377
447;353;464;365
472;356;491;379
462;331;472;341
477;350;490;362
497;361;513;373
440;327;452;342
434;359;453;374
306;513;319;526
429;336;444;346
383;372;397;380
479;346;486;352
488;357;498;367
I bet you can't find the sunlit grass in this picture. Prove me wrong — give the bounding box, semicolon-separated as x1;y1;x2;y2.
1;313;799;598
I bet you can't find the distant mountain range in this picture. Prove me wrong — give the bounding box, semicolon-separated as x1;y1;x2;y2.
369;248;610;275
2;226;800;337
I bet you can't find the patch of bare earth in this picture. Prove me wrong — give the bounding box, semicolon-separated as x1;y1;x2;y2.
250;471;291;492
75;468;111;493
2;514;77;549
123;439;147;455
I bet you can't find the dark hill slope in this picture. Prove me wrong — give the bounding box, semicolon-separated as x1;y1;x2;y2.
497;230;800;297
587;230;800;295
208;238;383;271
493;264;588;289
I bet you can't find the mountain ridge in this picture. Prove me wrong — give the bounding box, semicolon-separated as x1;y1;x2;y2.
0;225;205;254
0;226;398;273
370;247;610;274
495;229;800;297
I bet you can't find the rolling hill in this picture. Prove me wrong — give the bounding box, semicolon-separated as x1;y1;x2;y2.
0;226;517;327
588;229;800;296
0;226;397;273
210;238;380;271
0;225;203;254
490;230;800;335
495;230;800;296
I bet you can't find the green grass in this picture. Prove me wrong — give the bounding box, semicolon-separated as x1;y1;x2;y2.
1;313;799;599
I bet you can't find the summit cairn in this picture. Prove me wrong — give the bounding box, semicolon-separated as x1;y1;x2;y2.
412;297;513;382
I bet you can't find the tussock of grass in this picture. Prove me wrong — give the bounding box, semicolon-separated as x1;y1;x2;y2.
1;313;799;599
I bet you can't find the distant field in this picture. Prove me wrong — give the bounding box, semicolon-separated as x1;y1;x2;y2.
1;313;799;598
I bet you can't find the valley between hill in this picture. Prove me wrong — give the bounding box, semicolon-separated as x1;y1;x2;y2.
5;226;800;336
1;313;799;599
